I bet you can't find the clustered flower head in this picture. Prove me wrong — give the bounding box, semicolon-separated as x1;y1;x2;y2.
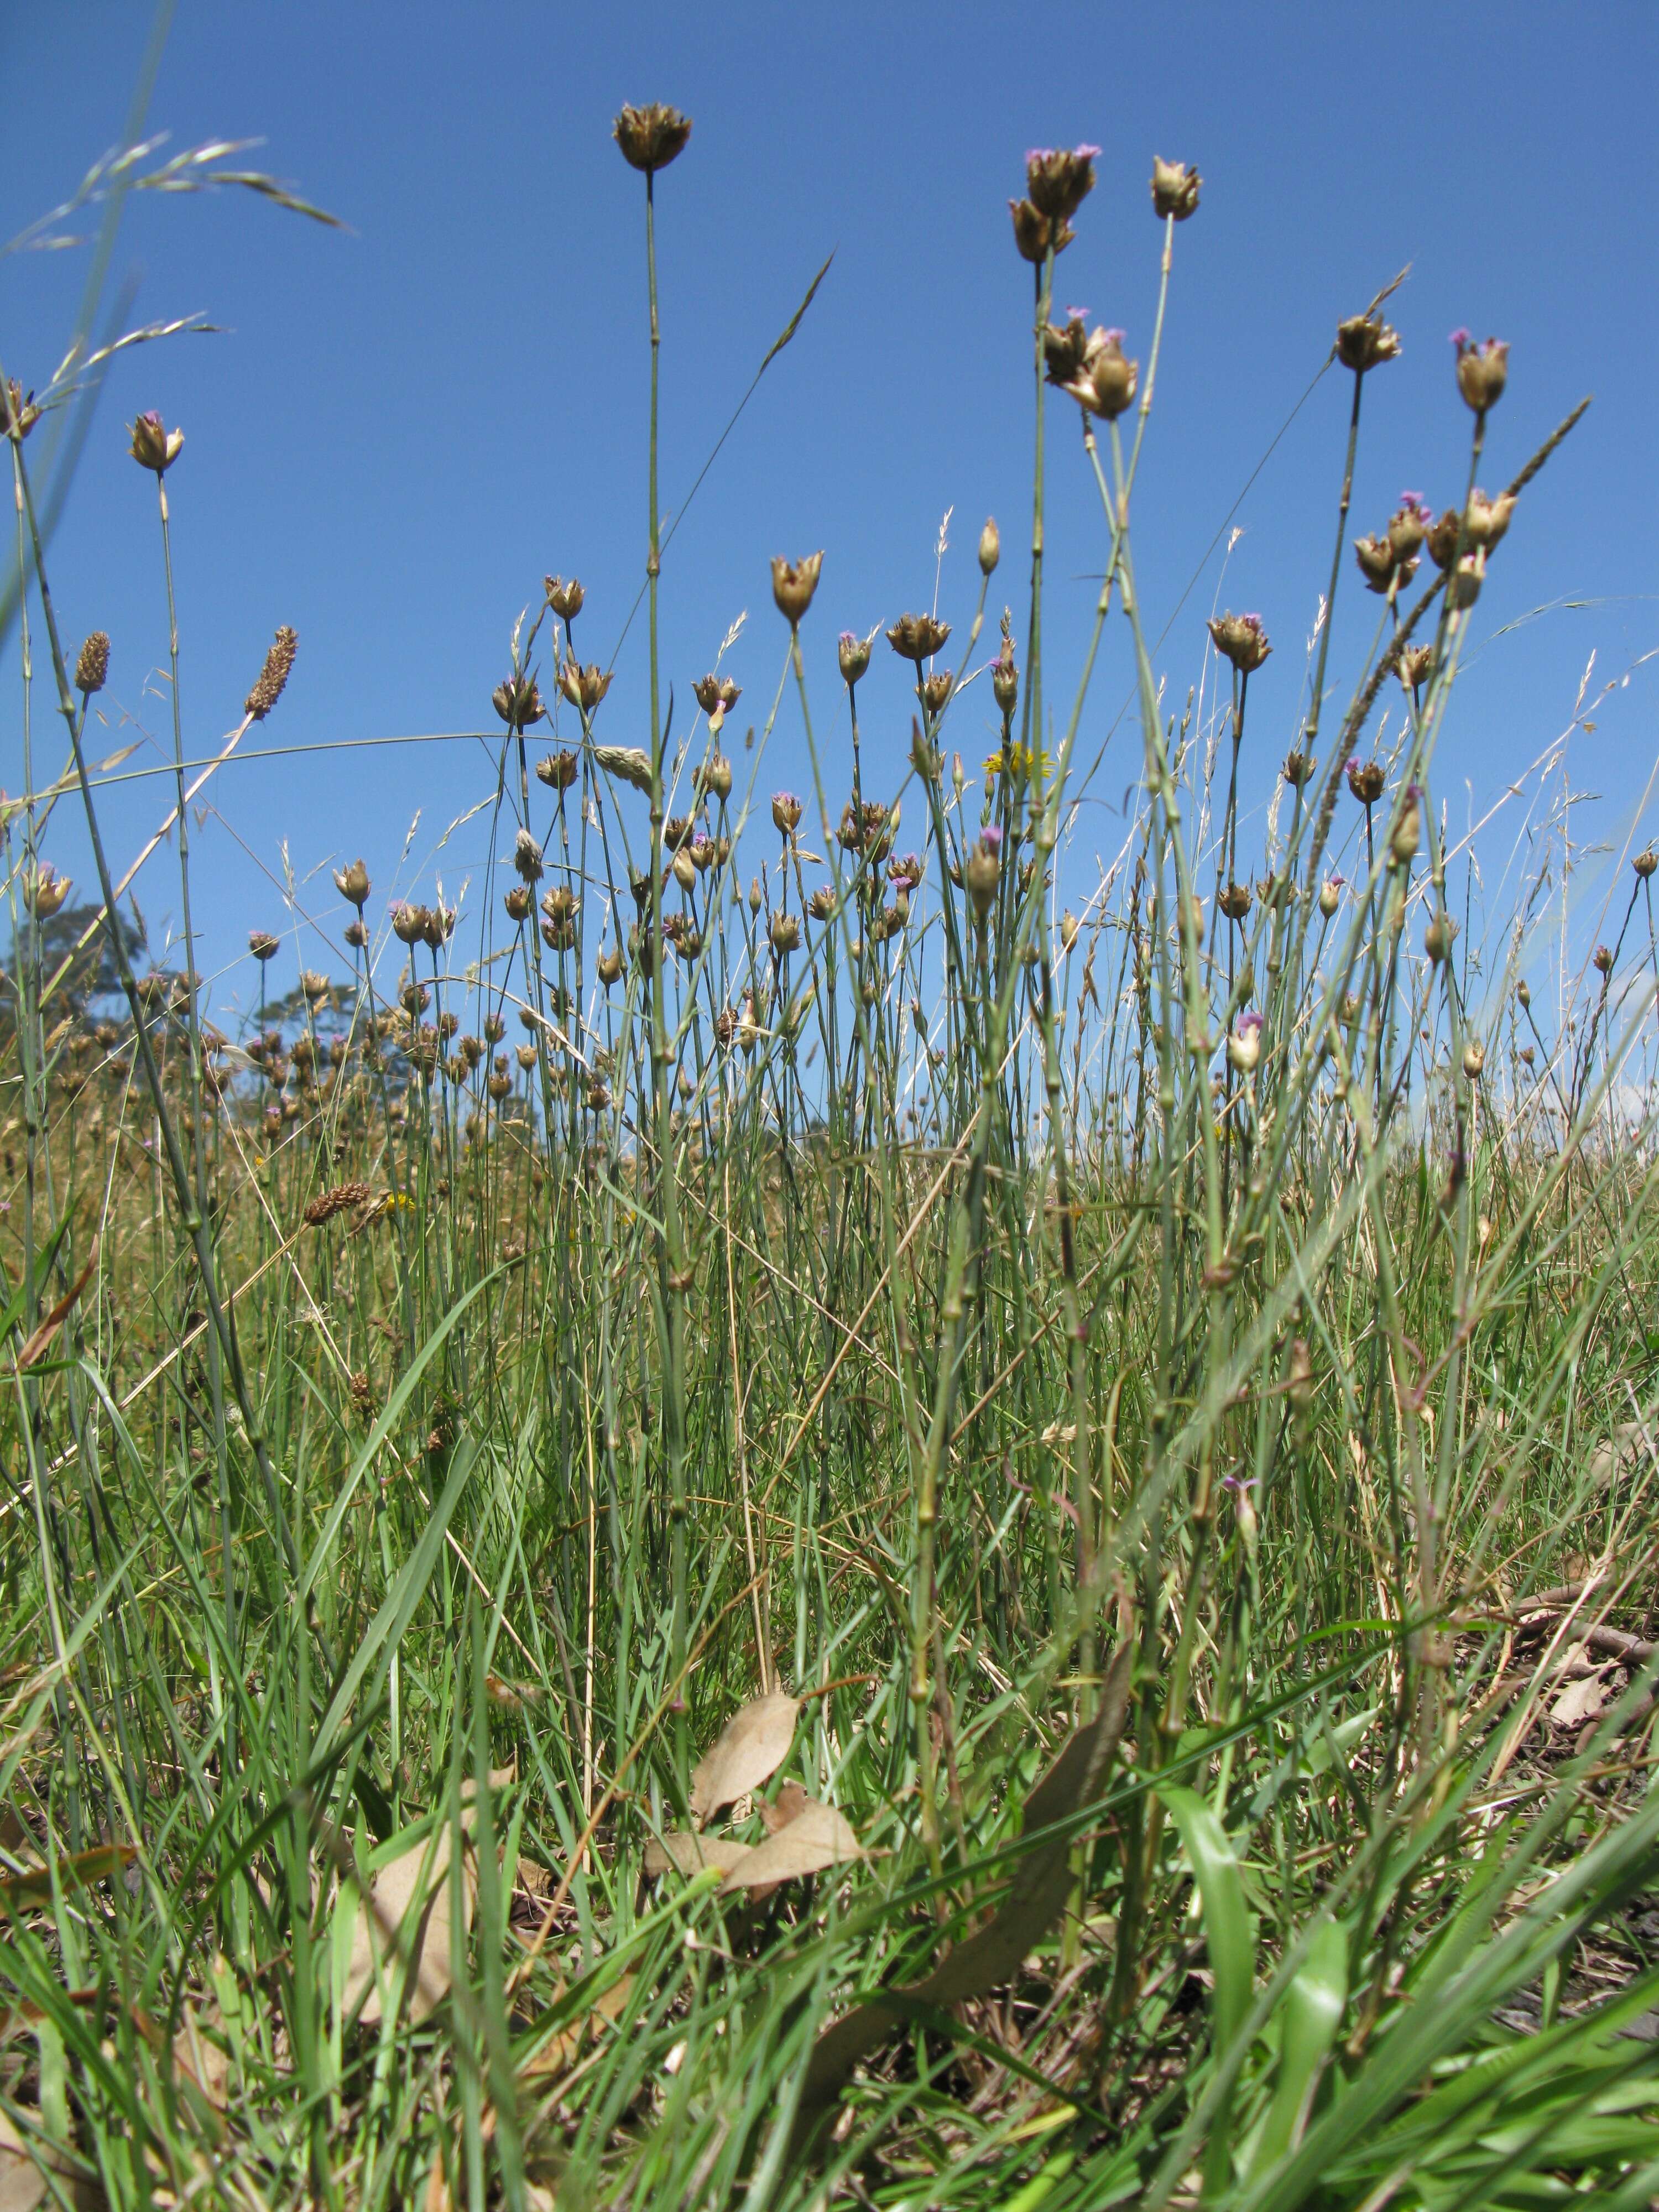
248;930;279;962
493;670;546;732
771;791;803;835
1208;611;1272;675
613;102;692;173
559;659;613;711
886;611;950;664
1057;325;1138;421
544;575;585;621
23;862;71;919
692;673;742;722
1463;488;1515;548
838;631;872;687
333;859;371;910
129;409;185;474
1451;329;1509;413
770;552;823;628
245;627;299;722
1150;156;1201;220
1009;140;1098;262
1334;312;1401;374
75;632;110;695
1347;757;1386;805
536;748;580;791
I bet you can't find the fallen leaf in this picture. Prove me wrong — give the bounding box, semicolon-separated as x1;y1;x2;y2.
520;1971;637;2079
1551;1669;1610;1726
759;1781;811;1834
719;1798;863;1892
0;2111;43;2212
643;1832;755;1879
0;1841;136;1913
344;1807;484;2027
787;1641;1135;2168
689;1692;799;1824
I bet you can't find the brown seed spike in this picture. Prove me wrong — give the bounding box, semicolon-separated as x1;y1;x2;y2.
246;627;298;721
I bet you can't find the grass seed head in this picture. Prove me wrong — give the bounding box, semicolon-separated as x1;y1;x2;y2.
245;625;298;721
75;630;110;694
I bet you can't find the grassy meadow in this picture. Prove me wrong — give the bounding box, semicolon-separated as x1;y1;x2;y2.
2;114;1659;2212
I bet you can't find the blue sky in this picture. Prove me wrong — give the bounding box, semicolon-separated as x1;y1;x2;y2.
4;0;1656;1025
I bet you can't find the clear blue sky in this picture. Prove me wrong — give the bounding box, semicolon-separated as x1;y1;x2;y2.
5;0;1656;1024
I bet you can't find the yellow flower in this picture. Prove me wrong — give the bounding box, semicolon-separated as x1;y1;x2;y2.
985;742;1051;789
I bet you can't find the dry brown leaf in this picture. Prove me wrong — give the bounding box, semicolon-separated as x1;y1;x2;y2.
643;1832;755;1879
172;2008;229;2112
0;2112;44;2212
688;1692;799;1824
345;1819;476;2026
758;1781;811;1834
520;1971;637;2080
0;1841;137;1914
1551;1668;1611;1726
787;1640;1135;2169
719;1799;863;1892
15;1248;98;1373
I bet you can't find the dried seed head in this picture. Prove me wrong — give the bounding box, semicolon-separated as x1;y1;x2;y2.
613;102;692;173
345;918;368;949
1387;495;1433;562
671;848;696;891
770;552;823;627
424;904;456;948
964;832;1001;920
807;885;836;922
536;748;580;791
769;910;800;954
1593;943;1614;975
1025;143;1099;222
1461;1040;1485;1081
1218;880;1252;922
922;670;953;715
692;673;741;718
1354;534;1398;592
1334;314;1401;374
493;671;546;731
129;409;184;473
992;635;1019;716
1347;758;1386;805
1150;156;1201;220
244;627;298;722
771;791;803;835
910;719;943;781
594;743;653;792
1;379;40;441
303;1178;371;1228
1208;611;1272;675
504;883;532;921
1425;508;1463;571
545;575;585;620
333;858;371;909
248;929;279;962
1042;311;1093;386
1424;911;1458;963
1449;547;1486;609
1062;327;1138;420
1451;330;1508;413
75;632;111;695
1281;749;1316;789
886;611;950;664
978;517;1000;575
1399;644;1435;691
1635;848;1658;880
513;829;544;882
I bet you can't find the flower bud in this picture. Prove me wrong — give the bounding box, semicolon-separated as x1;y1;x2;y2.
992;639;1019;716
964;830;1001;920
1424;911;1458;963
597;943;624;985
23;863;71;919
1150;156;1201;220
1449;548;1486;609
1067;328;1138;420
978;517;1000;575
838;630;872;686
1354;534;1397;592
748;876;763;916
671;848;696;891
545;575;585;620
807;885;836;922
249;930;279;962
1463;488;1514;549
1399;644;1434;692
129;410;184;474
1461;1039;1485;1081
392;902;427;945
1390;787;1421;868
504;884;531;921
1208;611;1272;675
1517;979;1531;1008
1060;909;1080;951
1593;943;1614;975
771;791;802;835
770;552;823;627
75;632;111;695
769;910;800;955
922;670;953;716
1227;1012;1264;1073
1636;848;1658;880
1388;495;1432;562
1281;749;1316;789
612;102;692;173
1318;879;1342;918
333;859;371;910
1334;314;1401;373
695;749;733;801
1451;330;1508;413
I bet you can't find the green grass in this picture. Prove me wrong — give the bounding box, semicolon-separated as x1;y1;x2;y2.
1;116;1658;2212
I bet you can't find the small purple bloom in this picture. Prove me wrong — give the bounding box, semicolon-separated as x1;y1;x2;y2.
1065;305;1090;322
1345;755;1361;773
1102;326;1126;346
1222;1473;1259;1493
1238;1010;1264;1036
980;823;1004;853
1400;489;1424;506
1449;326;1472;347
1329;874;1345;889
1074;143;1102;160
838;630;857;647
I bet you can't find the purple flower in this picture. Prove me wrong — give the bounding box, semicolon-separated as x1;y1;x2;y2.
1074;143;1102;159
980;823;1004;853
1238;1009;1264;1036
1400;488;1424;507
838;630;858;648
1329;874;1345;889
1065;305;1090;322
1102;326;1126;345
1222;1473;1259;1493
1448;326;1472;347
1345;755;1361;773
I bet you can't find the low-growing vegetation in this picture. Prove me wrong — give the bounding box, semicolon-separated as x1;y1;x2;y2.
2;104;1657;2212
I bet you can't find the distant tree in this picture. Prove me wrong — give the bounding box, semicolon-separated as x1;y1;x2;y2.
1;900;147;1032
